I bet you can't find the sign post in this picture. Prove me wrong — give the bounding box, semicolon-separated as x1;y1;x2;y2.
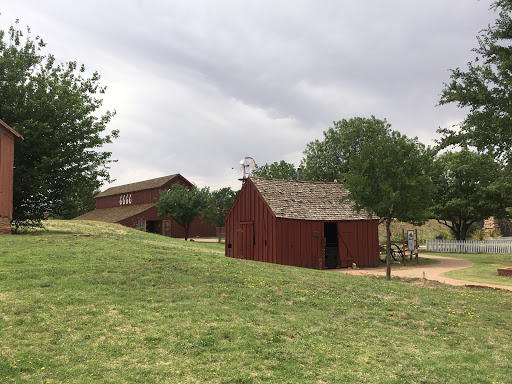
407;230;415;251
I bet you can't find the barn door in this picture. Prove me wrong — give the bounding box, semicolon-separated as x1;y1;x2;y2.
338;223;356;267
237;222;254;260
324;222;339;268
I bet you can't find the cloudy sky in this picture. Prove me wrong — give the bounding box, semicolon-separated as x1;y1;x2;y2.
1;0;496;190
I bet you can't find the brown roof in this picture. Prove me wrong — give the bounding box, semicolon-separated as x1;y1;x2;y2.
96;174;181;198
250;177;373;221
73;203;155;223
0;119;23;142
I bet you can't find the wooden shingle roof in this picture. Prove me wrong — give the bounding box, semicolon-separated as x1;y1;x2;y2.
96;174;181;198
250;177;373;221
73;203;156;223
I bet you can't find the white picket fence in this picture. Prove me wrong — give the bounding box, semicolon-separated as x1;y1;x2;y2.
426;239;512;254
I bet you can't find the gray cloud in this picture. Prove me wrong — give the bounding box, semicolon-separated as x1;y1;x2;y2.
1;0;497;189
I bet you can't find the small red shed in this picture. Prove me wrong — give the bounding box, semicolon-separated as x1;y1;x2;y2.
225;177;379;269
0;119;23;235
74;174;216;238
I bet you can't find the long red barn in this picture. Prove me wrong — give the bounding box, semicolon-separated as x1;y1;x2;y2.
75;174;216;238
225;177;379;269
0;119;23;235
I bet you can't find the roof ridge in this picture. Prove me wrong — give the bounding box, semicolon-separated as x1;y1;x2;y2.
249;176;343;185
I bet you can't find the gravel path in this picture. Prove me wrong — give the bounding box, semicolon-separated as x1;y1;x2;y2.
336;254;512;292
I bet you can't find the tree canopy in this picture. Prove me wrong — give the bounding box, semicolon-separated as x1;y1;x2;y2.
342;118;433;280
252;160;297;180
157;184;209;240
439;0;512;163
201;187;237;242
0;22;118;230
431;149;511;240
301;117;390;182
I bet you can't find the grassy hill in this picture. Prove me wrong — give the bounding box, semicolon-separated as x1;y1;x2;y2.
378;219;454;244
1;220;511;383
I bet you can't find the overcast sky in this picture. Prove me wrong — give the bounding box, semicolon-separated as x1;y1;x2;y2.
1;0;497;190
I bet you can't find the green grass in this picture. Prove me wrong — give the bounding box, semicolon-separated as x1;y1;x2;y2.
424;252;512;287
1;220;511;383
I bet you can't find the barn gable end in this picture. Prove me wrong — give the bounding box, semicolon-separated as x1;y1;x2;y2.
225;177;379;270
225;178;277;264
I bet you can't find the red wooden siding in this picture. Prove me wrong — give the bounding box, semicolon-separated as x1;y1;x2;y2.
225;180;276;264
337;220;379;268
275;219;324;269
119;205;216;237
90;174;216;238
225;179;380;270
96;176;193;209
0;128;15;220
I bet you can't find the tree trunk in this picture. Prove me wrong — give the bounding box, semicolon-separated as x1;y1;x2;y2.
460;221;473;241
386;216;392;281
454;221;462;240
217;227;222;243
184;225;189;241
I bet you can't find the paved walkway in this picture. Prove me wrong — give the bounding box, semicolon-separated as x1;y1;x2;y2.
336;254;512;292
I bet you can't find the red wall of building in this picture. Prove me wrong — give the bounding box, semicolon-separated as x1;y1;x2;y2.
96;175;192;209
225;180;277;264
0;127;16;221
118;205;216;238
275;218;324;269
337;220;380;268
225;179;380;270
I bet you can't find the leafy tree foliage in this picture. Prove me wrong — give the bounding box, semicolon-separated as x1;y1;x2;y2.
252;160;297;180
0;22;118;230
157;184;209;240
342;119;433;280
301;117;389;182
439;0;512;163
431;149;511;240
201;187;237;242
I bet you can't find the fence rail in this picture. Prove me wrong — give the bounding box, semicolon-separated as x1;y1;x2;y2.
426;239;512;254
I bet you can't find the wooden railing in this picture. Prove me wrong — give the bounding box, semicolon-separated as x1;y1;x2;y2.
426;239;512;254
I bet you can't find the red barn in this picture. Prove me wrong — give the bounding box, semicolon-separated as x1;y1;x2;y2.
0;119;23;235
75;174;216;238
225;177;379;269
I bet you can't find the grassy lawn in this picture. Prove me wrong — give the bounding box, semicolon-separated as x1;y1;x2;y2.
424;252;512;287
1;220;511;383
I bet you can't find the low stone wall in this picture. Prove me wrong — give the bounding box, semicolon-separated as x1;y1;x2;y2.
0;216;11;235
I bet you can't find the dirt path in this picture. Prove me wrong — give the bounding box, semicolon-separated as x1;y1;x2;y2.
336;254;512;292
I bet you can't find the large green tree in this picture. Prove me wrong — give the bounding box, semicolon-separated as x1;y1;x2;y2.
439;0;512;163
431;149;511;240
0;22;118;230
301;117;389;182
342;119;434;280
201;187;237;242
157;184;210;240
252;160;297;180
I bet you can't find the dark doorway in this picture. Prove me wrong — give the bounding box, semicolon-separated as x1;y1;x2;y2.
146;220;161;234
324;222;338;269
